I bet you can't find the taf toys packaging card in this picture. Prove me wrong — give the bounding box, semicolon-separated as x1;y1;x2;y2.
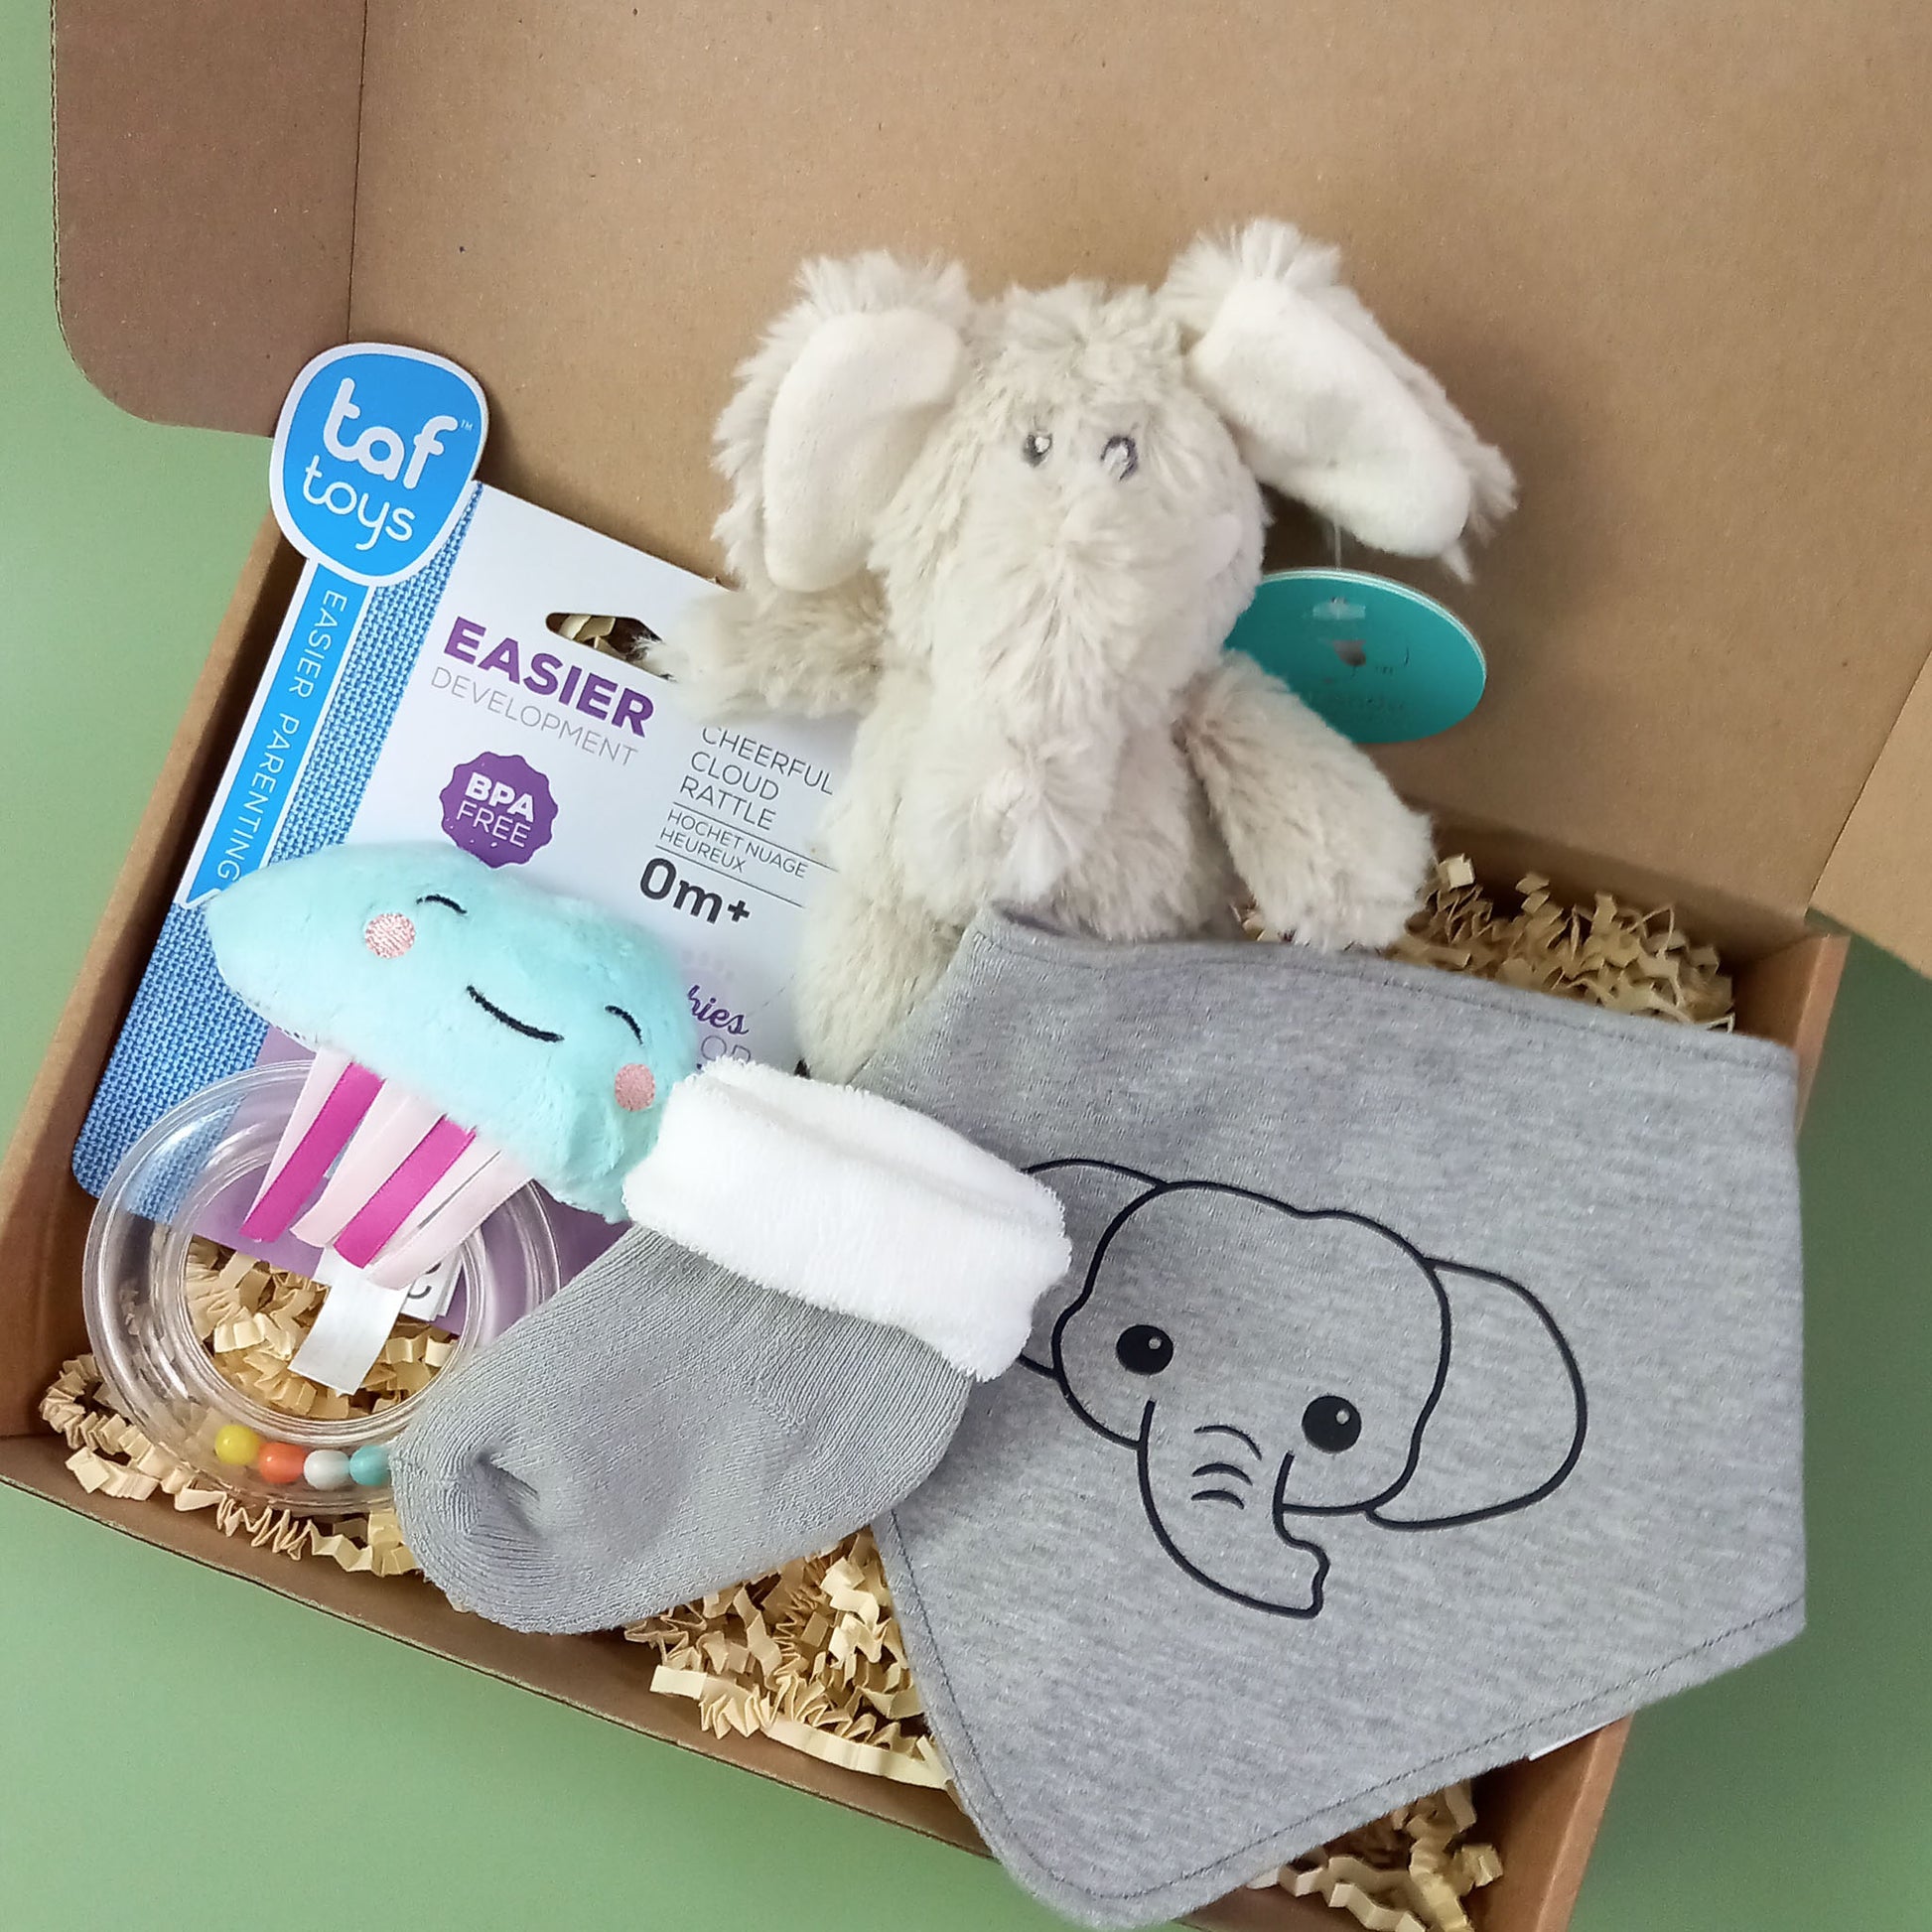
75;345;850;1192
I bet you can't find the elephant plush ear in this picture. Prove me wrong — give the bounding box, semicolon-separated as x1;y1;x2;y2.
1018;1160;1162;1374
1370;1261;1587;1529
1161;219;1515;578
713;252;972;595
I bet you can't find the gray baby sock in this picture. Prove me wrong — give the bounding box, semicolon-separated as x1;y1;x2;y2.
391;1060;1068;1633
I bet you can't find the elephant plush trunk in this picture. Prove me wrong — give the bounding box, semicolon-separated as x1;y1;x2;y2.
938;481;1224;730
895;486;1226;910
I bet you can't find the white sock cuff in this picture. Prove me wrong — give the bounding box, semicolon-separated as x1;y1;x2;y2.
621;1060;1069;1379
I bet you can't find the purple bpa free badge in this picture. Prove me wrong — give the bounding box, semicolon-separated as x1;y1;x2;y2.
439;751;558;867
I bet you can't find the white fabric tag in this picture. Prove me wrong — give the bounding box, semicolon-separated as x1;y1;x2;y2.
292;1250;415;1395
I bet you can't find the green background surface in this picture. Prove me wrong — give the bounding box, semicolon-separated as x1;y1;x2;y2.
2;15;1926;1930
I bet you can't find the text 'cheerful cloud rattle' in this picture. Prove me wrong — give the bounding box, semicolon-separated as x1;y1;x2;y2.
206;843;695;1288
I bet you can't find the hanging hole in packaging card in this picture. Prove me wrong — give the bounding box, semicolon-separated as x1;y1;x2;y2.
82;1060;560;1515
547;611;663;672
1226;567;1488;744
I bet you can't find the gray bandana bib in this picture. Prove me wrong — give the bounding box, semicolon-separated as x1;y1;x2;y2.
863;913;1804;1927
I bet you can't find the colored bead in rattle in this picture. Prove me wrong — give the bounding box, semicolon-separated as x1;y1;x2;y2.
216;1424;392;1490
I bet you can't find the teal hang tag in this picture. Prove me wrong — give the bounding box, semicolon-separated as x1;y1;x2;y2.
1225;569;1487;744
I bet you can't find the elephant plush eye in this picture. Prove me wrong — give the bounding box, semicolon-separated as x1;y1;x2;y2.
1114;1323;1173;1376
1301;1394;1362;1453
1022;429;1053;466
1100;433;1139;481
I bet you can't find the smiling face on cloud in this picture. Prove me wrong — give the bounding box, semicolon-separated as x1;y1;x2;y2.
207;843;695;1218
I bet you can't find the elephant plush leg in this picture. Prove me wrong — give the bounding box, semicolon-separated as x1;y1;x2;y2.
795;875;961;1083
1182;650;1433;952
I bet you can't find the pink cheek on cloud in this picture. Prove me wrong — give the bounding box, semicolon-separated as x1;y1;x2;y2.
614;1063;657;1112
362;912;416;959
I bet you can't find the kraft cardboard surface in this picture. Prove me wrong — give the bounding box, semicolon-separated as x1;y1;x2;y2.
51;1;362;430
49;0;1932;969
1816;649;1932;971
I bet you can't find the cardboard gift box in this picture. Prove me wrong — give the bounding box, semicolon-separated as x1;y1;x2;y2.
8;1;1930;1924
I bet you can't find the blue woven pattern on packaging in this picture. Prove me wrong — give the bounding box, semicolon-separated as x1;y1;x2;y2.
70;491;479;1194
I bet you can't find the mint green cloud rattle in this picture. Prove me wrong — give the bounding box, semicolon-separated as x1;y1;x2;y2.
206;843;695;1286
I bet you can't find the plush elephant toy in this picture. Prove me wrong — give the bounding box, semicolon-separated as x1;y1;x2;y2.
1027;1159;1587;1619
660;221;1515;1078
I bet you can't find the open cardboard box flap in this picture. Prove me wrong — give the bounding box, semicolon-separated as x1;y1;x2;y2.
14;3;1907;1927
50;0;1932;971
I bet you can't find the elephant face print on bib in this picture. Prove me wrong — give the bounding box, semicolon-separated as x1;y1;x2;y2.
1032;1164;1587;1620
863;913;1806;1929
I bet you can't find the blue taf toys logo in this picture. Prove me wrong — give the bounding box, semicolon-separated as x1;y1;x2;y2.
270;344;487;585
